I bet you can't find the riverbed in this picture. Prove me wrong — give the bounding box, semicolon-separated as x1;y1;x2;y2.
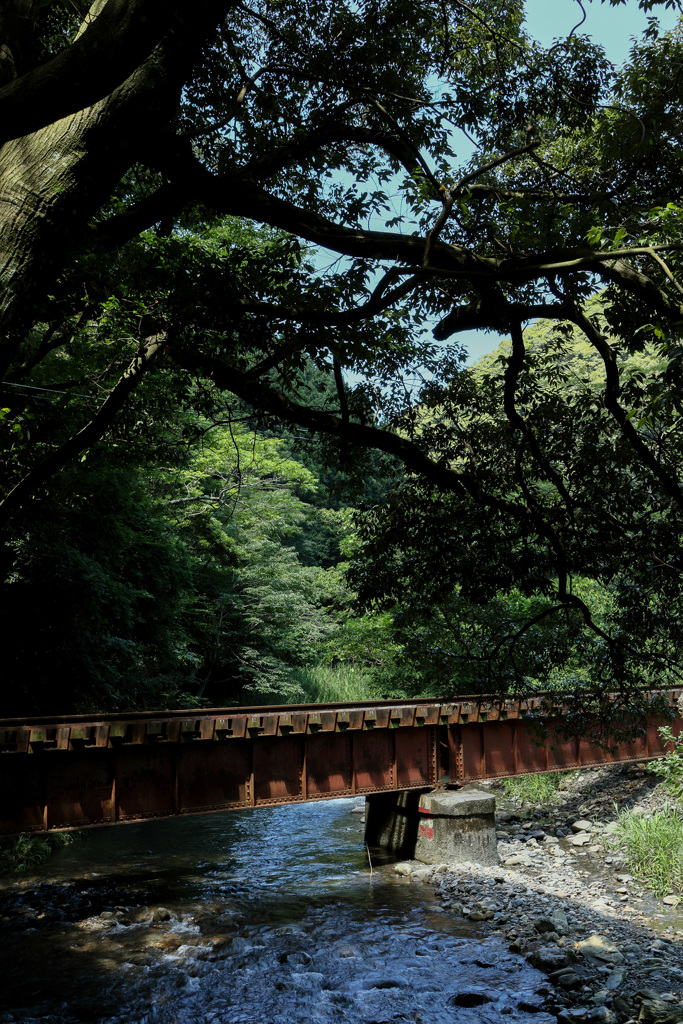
0;799;554;1024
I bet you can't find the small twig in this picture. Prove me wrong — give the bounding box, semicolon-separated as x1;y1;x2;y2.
365;842;373;875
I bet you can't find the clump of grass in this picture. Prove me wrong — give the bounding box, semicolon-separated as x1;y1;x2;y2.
0;832;73;874
605;805;683;897
501;771;570;807
289;663;382;704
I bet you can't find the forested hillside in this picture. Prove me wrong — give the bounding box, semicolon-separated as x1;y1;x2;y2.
3;281;670;717
0;283;404;714
349;300;681;715
2;1;683;726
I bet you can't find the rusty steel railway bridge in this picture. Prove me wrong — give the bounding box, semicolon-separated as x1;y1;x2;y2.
1;691;681;837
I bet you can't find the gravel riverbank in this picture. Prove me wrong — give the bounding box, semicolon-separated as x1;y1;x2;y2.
389;763;683;1024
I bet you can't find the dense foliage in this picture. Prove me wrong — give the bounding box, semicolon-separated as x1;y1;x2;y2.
3;1;683;720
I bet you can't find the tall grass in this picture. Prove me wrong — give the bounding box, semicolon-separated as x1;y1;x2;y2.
501;771;572;807
606;805;683;897
289;663;383;704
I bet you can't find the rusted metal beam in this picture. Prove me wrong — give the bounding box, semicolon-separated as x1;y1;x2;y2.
0;690;680;836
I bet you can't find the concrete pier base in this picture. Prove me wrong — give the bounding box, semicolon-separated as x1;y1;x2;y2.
365;786;498;867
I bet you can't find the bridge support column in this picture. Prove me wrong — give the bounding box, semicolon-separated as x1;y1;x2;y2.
365;787;498;867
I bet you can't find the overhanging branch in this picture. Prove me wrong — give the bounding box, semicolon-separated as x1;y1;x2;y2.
0;0;228;144
0;334;166;527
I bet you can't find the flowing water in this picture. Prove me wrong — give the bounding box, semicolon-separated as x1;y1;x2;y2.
0;799;555;1024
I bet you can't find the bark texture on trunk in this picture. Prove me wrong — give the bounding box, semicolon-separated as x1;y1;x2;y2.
0;0;230;374
0;0;190;143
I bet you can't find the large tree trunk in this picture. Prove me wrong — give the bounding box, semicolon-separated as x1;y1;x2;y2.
0;0;229;376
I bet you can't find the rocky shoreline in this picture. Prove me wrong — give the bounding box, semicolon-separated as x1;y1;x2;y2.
389;763;683;1024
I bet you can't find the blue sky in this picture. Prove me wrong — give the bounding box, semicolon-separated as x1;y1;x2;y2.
525;0;679;62
461;0;681;364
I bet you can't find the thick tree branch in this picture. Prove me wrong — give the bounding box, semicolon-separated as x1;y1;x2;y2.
0;0;230;145
232;274;422;325
0;334;165;526
89;157;683;331
244;118;420;182
434;301;565;340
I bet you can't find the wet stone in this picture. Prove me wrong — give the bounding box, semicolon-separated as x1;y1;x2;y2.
151;907;172;922
528;946;568;971
450;991;494;1007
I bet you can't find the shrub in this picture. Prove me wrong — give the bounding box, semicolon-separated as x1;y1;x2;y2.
605;805;683;897
0;832;73;874
648;697;683;800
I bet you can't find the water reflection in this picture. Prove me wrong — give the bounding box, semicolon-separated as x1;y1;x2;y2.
0;800;554;1023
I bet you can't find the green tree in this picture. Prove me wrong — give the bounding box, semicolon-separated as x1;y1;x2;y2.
161;420;342;704
3;1;683;717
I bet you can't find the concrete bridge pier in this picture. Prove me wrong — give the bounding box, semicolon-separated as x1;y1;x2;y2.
364;786;499;867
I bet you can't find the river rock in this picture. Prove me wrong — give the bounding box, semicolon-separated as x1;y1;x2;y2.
534;916;560;935
228;936;253;954
573;821;594;833
557;1007;591;1023
527;945;568;971
286;951;312;966
151;906;172;922
638;999;683;1024
613;995;635;1015
77;915;114;931
504;854;533;867
587;1008;617;1023
148;931;183;951
571;833;592;847
394;862;413;876
550;910;569;935
576;934;624;965
553;969;583;990
662;896;680;906
468;908;495;921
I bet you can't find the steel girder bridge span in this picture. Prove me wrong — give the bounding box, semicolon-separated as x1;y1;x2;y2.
0;691;681;836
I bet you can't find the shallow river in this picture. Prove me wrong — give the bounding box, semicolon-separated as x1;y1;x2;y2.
0;799;555;1024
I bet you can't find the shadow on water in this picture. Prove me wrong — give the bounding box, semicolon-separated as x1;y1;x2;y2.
0;799;558;1024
